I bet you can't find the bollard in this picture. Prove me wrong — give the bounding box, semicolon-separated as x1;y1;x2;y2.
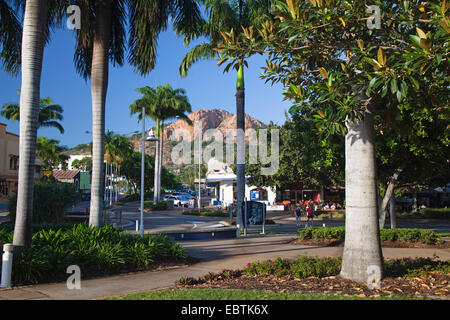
1;244;14;288
136;220;139;232
323;223;326;227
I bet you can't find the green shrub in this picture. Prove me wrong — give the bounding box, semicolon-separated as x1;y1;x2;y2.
182;209;230;217
8;183;79;224
385;257;450;278
0;223;186;285
118;193;153;205
144;200;168;211
297;227;441;244
298;226;345;241
244;257;342;278
379;228;440;244
397;208;450;219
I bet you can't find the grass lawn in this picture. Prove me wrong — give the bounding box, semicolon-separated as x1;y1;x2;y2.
107;288;420;300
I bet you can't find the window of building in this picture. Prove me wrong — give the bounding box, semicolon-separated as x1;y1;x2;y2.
9;155;18;170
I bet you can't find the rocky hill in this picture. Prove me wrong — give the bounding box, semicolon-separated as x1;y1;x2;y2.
65;109;265;171
164;109;265;141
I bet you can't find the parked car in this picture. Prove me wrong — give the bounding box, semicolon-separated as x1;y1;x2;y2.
163;195;190;207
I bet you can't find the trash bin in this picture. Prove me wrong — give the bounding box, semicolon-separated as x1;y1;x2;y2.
167;199;174;210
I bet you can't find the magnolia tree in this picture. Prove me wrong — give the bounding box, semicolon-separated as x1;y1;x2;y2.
218;0;449;282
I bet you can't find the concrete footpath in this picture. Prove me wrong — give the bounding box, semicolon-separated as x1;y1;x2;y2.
0;234;449;300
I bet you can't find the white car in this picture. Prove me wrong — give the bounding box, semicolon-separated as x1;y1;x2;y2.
164;195;189;207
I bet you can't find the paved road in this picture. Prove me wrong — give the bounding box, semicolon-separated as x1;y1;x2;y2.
112;202;450;235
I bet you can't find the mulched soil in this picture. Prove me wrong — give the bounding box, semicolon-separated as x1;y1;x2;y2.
175;271;450;299
292;239;450;249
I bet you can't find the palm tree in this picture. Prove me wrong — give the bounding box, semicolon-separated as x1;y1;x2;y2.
104;131;133;204
13;0;67;248
2;95;65;133
129;84;192;203
0;0;22;74
36;136;69;171
179;0;273;230
72;0;202;227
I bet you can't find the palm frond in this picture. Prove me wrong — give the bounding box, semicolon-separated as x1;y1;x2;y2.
0;0;22;75
39;121;65;134
0;102;20;121
179;42;215;77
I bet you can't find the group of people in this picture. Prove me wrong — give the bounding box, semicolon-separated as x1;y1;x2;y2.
294;201;316;227
320;202;343;210
292;200;344;227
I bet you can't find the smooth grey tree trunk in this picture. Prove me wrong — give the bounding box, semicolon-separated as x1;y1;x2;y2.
236;88;245;232
390;190;397;229
89;0;111;227
378;167;403;229
340;106;384;282
13;0;48;248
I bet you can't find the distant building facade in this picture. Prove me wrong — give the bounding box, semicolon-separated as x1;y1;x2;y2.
52;170;81;192
205;158;279;210
0;123;41;203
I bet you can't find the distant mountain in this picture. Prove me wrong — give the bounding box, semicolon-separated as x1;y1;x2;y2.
63;143;91;156
164;108;266;141
65;109;266;170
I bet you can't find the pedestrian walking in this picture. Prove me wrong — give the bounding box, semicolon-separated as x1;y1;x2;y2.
306;204;314;225
295;203;303;227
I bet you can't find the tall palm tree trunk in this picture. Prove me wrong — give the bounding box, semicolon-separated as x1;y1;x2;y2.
340;106;384;282
235;64;245;232
157;122;164;201
13;0;48;248
89;0;112;227
153;120;160;203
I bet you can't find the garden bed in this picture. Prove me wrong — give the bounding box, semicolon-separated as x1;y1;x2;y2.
292;238;450;249
295;227;448;248
0;223;187;286
174;257;450;299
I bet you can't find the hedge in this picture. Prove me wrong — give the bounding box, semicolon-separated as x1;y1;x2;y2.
8;183;79;224
297;227;441;244
397;208;450;220
182;209;231;217
144;200;168;211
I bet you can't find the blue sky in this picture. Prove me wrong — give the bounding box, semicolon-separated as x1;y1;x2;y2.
0;26;291;149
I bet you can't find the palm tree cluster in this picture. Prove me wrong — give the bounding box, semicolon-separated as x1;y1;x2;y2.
0;0;204;247
104;130;133;204
1;0;278;260
180;0;275;230
129;84;192;203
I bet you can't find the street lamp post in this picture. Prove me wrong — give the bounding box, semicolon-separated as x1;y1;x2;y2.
140;107;146;237
139;110;158;238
